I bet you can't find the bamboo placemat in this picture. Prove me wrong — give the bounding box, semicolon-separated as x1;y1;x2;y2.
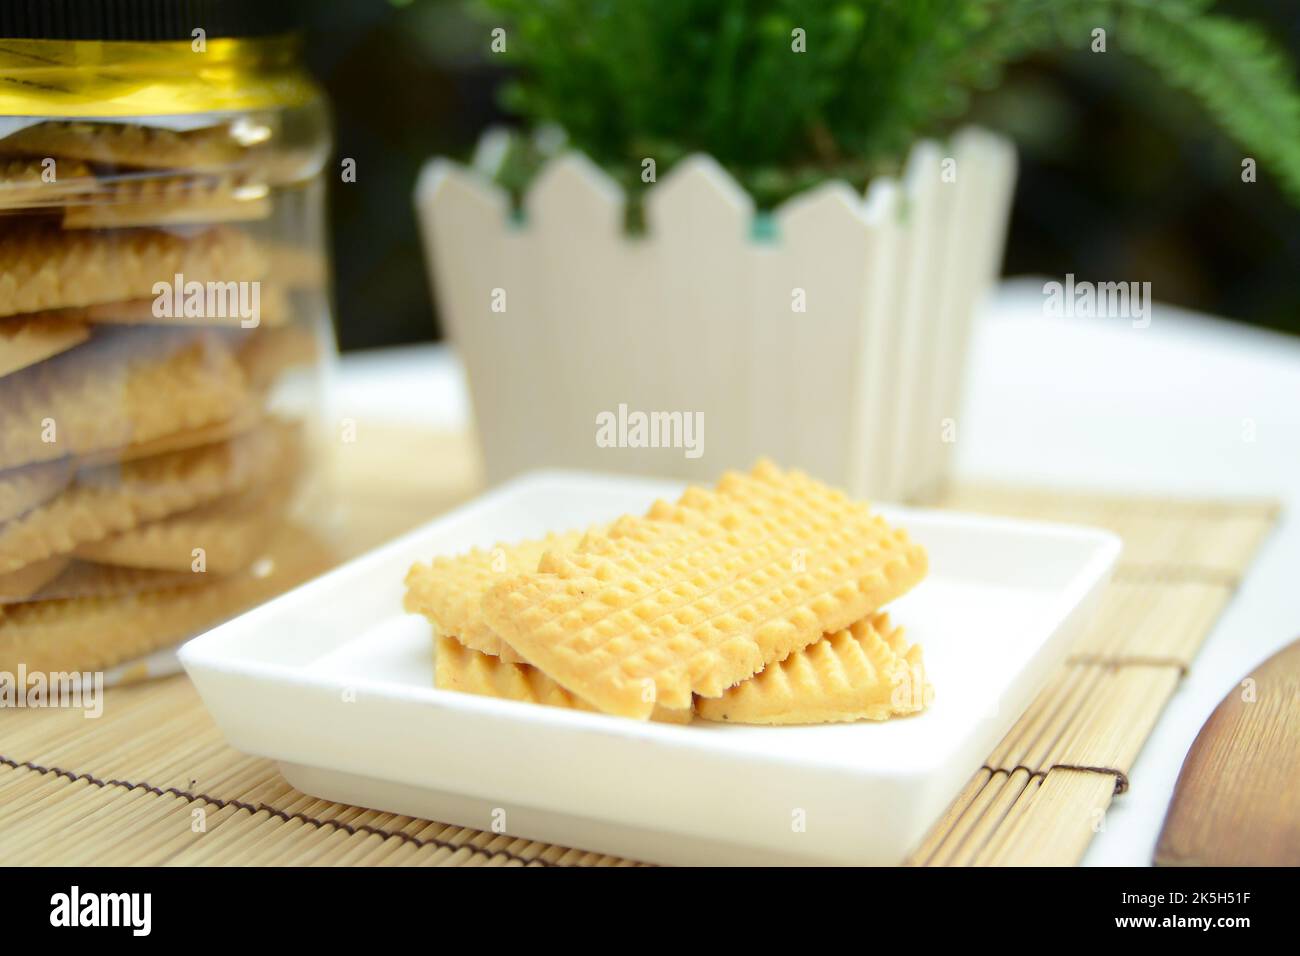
0;433;1279;866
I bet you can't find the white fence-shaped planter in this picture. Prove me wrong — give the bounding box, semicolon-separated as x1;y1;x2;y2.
416;127;1016;501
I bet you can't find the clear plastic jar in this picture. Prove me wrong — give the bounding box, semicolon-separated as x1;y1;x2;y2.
0;8;335;676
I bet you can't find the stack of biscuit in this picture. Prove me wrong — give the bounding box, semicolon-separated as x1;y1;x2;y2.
0;119;332;675
406;461;933;725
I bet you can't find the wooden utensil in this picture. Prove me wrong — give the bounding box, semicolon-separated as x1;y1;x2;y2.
1155;637;1300;866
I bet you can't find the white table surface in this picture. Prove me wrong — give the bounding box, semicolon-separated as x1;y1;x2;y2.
333;277;1300;867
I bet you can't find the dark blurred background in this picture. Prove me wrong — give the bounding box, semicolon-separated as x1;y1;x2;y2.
300;0;1300;352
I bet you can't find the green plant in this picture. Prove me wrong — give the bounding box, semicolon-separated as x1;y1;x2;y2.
477;0;1300;207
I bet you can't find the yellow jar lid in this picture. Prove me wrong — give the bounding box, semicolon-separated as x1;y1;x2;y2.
0;35;320;117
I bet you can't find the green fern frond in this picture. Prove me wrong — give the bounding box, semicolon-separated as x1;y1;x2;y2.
1120;9;1300;202
986;0;1300;201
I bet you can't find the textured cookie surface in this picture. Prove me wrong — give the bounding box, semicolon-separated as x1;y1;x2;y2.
0;459;74;524
434;634;691;724
405;529;589;661
0;121;246;171
695;613;932;724
0;156;97;208
31;561;207;602
62;174;270;229
0;224;263;317
74;479;294;575
482;460;928;719
0;328;248;469
74;404;262;468
0;524;332;674
68;284;290;329
0;557;70;603
0;423;295;574
0;314;91;378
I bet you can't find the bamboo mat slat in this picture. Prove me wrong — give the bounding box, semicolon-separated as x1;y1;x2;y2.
903;483;1279;866
0;436;1281;865
939;483;1276;583
1067;578;1232;670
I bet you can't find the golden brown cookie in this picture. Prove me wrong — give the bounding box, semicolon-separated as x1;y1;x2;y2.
62;174;271;229
73;478;295;575
67;283;290;329
482;460;928;719
0;328;248;470
695;613;931;725
0;223;264;318
0;524;334;674
0;314;91;378
0;557;71;603
405;529;589;663
0;458;74;523
0;156;98;209
434;634;692;724
0;121;246;172
31;561;207;602
0;422;297;574
74;403;262;468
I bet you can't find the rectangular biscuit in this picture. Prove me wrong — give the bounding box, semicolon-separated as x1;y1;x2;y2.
404;517;732;663
407;511;822;663
0;458;73;524
0;327;249;470
0;422;296;574
0;121;247;171
70;284;291;329
436;618;926;727
434;633;692;724
0;156;98;209
694;613;932;724
0;314;91;378
73;404;262;468
62;175;271;229
481;460;928;719
73;474;296;575
31;561;208;602
0;557;71;604
0;223;264;318
405;529;590;662
0;524;334;674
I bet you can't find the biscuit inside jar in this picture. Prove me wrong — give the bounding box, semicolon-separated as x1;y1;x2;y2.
0;29;338;675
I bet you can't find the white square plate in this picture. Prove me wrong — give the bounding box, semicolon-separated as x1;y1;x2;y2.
180;470;1120;865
